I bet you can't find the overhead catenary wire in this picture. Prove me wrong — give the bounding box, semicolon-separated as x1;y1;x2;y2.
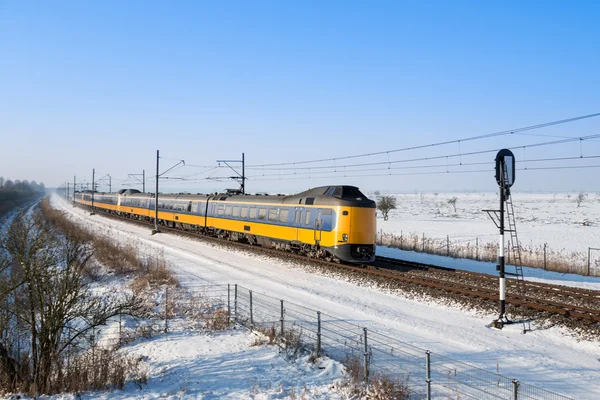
245;164;600;182
246;133;600;172
245;154;600;179
246;112;600;168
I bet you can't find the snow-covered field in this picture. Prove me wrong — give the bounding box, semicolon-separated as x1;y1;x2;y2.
376;192;600;252
48;195;600;399
376;192;600;269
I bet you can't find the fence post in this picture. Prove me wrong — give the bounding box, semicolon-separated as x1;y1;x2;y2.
316;311;321;357
119;313;122;346
512;379;519;400
363;328;369;382
234;284;238;323
422;233;425;252
588;247;591;276
446;235;450;256
426;350;431;400
249;290;253;327
544;243;547;270
164;286;168;334
476;237;479;261
280;300;284;336
227;284;231;325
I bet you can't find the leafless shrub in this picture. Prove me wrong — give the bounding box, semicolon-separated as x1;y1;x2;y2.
57;347;147;393
377;195;397;221
447;197;457;212
280;326;303;359
338;354;409;399
576;192;586;208
251;325;278;346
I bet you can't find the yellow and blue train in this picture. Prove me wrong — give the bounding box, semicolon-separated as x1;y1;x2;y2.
75;185;376;263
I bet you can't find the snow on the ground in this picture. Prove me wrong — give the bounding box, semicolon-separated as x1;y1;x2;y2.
375;192;600;255
50;195;600;399
48;329;344;400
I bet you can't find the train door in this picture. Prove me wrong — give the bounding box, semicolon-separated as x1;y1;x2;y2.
314;209;322;244
294;207;303;241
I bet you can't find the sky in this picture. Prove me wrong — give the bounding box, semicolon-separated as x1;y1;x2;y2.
1;1;600;194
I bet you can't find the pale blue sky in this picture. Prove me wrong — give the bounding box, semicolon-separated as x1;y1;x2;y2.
1;1;599;193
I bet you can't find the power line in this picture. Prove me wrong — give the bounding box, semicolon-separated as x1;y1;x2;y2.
246;112;600;168
246;133;600;172
245;154;600;179
246;163;600;182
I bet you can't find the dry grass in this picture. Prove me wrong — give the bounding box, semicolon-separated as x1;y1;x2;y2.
338;354;410;399
377;231;600;276
41;198;180;285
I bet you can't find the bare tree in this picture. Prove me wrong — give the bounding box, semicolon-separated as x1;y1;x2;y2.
0;211;145;394
377;195;397;221
576;192;586;208
448;197;458;213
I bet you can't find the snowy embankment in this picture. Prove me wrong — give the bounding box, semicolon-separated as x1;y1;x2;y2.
50;195;600;399
48;330;343;400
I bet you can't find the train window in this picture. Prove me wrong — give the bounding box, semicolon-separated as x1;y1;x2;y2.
324;187;335;196
333;187;343;198
305;210;311;225
305;197;315;205
218;205;225;215
250;207;257;219
225;205;232;216
342;187;365;199
322;209;332;215
342;210;348;215
268;209;277;222
187;202;192;212
241;207;248;218
258;208;267;220
279;209;289;223
233;206;240;217
294;209;301;224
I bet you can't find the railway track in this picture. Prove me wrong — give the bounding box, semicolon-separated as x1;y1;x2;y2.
73;202;600;325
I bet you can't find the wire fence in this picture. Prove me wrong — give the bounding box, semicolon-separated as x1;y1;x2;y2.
377;230;600;277
86;283;575;399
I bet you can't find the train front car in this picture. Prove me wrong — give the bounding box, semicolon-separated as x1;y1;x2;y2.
317;186;376;263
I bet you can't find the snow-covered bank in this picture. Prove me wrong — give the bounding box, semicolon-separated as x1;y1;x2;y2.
50;195;600;399
45;329;344;400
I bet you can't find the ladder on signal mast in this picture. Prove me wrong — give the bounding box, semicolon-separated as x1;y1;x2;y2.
504;164;531;334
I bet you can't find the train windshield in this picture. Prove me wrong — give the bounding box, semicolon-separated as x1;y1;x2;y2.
342;187;365;200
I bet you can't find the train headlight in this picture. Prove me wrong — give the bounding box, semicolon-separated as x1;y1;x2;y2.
342;234;348;242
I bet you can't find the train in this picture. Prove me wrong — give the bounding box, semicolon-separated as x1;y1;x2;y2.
74;185;377;263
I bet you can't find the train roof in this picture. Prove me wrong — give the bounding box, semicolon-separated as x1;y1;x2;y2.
101;185;375;207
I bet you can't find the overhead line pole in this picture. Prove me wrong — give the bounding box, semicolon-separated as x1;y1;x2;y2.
128;170;145;193
155;150;159;233
153;150;185;234
216;152;246;194
91;168;95;215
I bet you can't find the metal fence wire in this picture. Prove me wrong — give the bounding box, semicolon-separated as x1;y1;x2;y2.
93;283;574;400
227;284;574;400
